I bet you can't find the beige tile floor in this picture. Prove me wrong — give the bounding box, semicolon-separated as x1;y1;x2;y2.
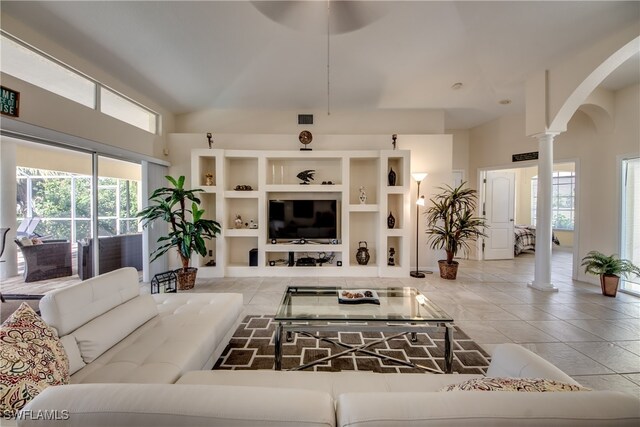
185;251;640;398
3;250;638;397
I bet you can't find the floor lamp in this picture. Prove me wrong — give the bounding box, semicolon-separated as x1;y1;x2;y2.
411;172;429;278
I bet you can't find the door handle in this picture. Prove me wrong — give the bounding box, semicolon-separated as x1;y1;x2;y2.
509;219;514;222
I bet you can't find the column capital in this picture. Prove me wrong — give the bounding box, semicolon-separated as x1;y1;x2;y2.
530;131;561;142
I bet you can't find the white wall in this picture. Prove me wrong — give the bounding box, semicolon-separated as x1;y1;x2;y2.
470;84;639;283
175;109;445;135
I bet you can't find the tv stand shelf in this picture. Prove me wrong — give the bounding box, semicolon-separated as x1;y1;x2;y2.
191;148;410;277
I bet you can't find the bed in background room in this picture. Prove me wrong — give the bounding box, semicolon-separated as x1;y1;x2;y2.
514;225;560;256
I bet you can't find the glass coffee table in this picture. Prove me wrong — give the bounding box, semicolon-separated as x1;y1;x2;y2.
274;286;455;373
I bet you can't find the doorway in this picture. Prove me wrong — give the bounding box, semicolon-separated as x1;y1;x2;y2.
479;161;578;278
3;136;143;283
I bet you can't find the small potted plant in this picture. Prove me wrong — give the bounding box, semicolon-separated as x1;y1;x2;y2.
137;176;221;290
580;251;640;297
425;182;487;280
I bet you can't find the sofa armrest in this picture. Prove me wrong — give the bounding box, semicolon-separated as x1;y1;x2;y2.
486;343;577;383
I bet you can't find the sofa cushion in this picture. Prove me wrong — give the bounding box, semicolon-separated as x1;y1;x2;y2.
19;383;335;427
71;294;158;363
336;391;640;427
59;335;85;375
69;293;243;384
440;377;590;392
0;303;69;418
40;267;140;336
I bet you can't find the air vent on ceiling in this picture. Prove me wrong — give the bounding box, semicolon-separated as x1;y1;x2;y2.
298;114;313;125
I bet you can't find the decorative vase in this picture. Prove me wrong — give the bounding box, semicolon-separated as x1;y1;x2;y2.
355;241;370;265
234;214;243;229
359;186;367;204
387;247;395;266
388;167;397;186
387;211;395;229
205;173;214;186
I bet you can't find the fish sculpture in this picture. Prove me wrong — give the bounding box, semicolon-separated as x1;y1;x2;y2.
297;169;315;185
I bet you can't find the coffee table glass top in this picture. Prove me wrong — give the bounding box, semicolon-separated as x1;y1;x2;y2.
275;286;452;323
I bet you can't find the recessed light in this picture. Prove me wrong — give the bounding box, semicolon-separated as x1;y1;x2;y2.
499;99;512;105
451;82;463;90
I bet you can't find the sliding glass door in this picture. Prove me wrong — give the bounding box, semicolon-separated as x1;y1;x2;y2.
621;157;640;295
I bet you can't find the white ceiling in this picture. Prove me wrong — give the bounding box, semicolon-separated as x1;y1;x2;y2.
2;1;639;129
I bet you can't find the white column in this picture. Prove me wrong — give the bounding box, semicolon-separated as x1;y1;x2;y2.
0;138;18;279
529;133;558;292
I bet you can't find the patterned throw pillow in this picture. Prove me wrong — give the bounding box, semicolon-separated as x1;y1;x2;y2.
441;377;590;392
0;303;70;418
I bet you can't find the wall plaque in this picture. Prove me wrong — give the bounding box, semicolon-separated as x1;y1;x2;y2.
512;151;538;162
1;86;20;117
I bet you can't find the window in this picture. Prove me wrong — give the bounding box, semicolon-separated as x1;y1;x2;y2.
1;32;159;134
16;167;141;241
621;157;640;294
1;34;96;108
531;171;575;230
100;87;157;133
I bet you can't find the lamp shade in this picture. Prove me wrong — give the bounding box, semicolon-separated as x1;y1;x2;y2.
411;172;428;182
416;196;425;206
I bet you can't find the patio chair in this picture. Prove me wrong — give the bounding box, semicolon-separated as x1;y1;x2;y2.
16;217;41;238
14;238;72;282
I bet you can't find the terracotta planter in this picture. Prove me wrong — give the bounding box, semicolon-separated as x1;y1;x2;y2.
175;267;198;290
438;260;459;280
600;274;620;297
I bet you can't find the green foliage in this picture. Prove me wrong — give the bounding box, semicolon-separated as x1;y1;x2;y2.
581;251;640;278
136;175;221;270
424;182;487;265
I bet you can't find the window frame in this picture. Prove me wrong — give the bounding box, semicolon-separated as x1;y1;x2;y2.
1;30;159;135
531;171;576;231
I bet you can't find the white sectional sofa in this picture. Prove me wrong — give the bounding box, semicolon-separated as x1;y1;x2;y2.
39;267;244;384
13;268;640;426
19;344;640;426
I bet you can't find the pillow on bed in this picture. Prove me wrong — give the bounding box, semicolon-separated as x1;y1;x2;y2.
440;377;589;392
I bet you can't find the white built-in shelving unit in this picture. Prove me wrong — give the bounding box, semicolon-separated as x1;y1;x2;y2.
191;149;410;277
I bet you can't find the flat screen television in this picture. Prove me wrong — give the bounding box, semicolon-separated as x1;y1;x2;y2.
268;199;338;241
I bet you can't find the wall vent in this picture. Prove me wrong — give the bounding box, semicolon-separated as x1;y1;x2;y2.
298;114;313;125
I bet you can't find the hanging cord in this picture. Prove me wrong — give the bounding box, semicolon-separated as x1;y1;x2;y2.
327;0;331;116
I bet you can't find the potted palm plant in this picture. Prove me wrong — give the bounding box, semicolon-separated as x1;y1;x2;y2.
425;182;487;280
137;176;221;290
580;251;640;297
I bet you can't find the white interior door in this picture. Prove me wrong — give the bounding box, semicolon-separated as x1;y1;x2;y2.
484;170;515;260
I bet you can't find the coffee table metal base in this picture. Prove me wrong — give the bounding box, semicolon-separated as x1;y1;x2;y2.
274;322;454;373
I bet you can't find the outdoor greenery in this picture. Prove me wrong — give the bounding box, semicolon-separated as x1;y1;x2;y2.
136;175;221;270
581;251;640;278
16;167;139;240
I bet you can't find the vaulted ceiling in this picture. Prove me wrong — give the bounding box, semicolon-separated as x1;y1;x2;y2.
2;1;639;129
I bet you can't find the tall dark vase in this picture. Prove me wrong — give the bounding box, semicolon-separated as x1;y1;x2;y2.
387;211;395;229
388;167;397;186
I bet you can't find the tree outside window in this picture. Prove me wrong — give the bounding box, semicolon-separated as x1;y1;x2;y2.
16;167;140;241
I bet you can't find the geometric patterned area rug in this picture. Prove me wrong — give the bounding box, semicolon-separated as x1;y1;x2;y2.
214;315;491;374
